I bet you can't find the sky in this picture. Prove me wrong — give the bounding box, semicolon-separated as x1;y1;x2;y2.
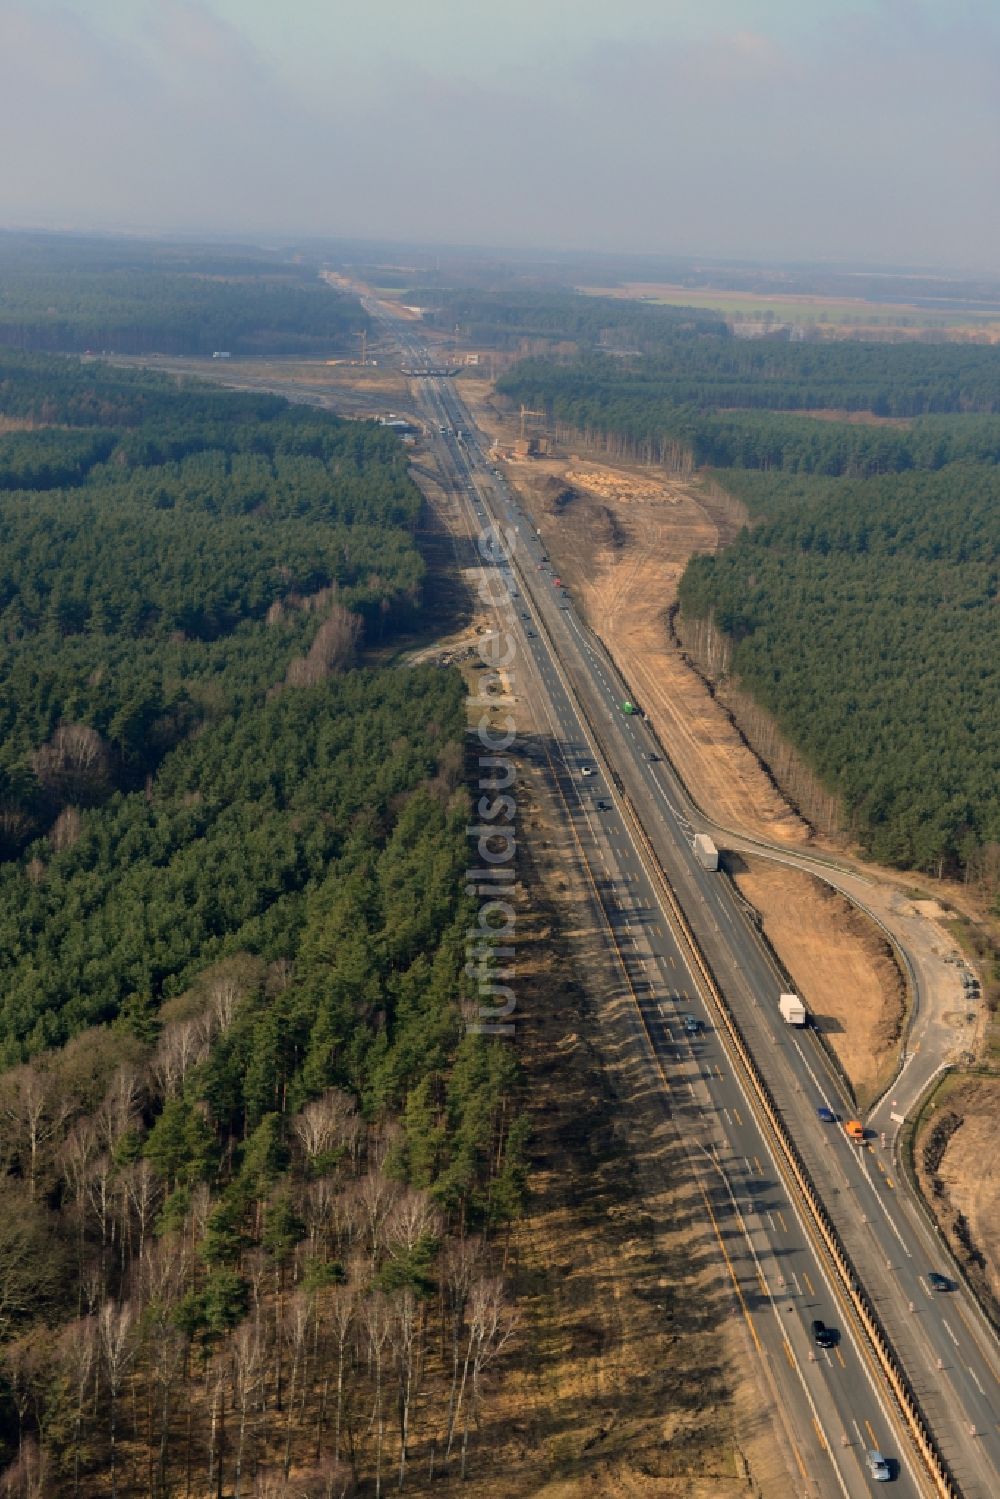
0;0;997;268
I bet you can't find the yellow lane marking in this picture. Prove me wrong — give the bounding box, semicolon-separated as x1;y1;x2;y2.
865;1419;878;1448
884;1175;894;1189
813;1416;828;1451
754;1155;763;1175
698;1175;762;1355
715;1064;724;1080
802;1271;815;1296
775;1209;789;1234
783;1339;796;1370
835;1347;846;1369
792;1440;808;1481
733;1107;743;1126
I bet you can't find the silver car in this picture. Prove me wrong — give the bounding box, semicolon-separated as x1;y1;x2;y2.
866;1450;891;1482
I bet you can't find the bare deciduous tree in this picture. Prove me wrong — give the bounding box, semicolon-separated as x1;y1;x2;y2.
231;1317;267;1499
55;1317;98;1499
0;1434;49;1499
461;1278;518;1478
49;805;83;852
292;1090;358;1168
361;1293;392;1499
384;1188;442;1266
96;1065;144;1154
353;1173;401;1268
0;1064;70;1199
32;723;110;803
98;1300;136;1499
152;1017;208;1100
388;1290;420;1491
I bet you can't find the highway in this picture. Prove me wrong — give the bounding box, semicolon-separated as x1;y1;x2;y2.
363;300;1000;1497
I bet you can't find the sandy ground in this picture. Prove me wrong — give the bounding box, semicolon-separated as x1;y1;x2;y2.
915;1076;1000;1315
731;858;905;1108
457;380;809;850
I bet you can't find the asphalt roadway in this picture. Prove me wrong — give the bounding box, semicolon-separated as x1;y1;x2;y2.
364;304;1000;1498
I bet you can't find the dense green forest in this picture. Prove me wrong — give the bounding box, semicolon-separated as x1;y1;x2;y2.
0;233;367;355
0;351;524;1493
503;342;1000;417
491;290;1000;890
678;464;1000;881
411;285;724;352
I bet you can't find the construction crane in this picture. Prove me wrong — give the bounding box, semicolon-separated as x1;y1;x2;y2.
519;404;544;441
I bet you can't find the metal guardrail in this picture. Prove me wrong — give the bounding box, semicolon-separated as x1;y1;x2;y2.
516;567;961;1499
432;392;961;1499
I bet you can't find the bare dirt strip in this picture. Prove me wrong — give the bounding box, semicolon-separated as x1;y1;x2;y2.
456;379;908;1104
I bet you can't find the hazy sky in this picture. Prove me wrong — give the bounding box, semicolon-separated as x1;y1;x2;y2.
1;0;997;267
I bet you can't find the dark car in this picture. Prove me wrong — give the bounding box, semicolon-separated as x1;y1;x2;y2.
927;1272;952;1292
647;752;661;762
682;1014;702;1036
595;799;612;812
817;1106;836;1124
811;1319;837;1349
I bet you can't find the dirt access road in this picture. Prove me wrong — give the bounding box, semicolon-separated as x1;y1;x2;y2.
459;378;981;1120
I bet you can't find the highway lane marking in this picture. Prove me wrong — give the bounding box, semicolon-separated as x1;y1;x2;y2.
802;1271;815;1296
812;1416;828;1451
968;1365;986;1397
732;1106;743;1126
953;1300;1000;1384
942;1318;960;1347
835;1347;846;1369
776;1209;789;1234
791;1439;809;1483
753;1155;764;1175
864;1419;878;1449
431;391;896;1499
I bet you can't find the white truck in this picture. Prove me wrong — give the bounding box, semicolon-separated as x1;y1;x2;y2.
779;993;807;1026
693;833;719;872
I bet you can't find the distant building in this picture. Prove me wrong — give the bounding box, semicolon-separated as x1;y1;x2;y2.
212;351;232;359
